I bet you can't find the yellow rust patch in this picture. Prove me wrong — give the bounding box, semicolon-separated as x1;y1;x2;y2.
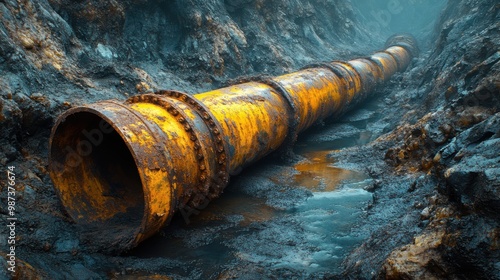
275;69;345;132
140;167;172;228
331;62;363;104
129;102;198;198
196;82;290;171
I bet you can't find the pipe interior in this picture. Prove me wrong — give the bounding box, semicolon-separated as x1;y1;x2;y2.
50;112;145;236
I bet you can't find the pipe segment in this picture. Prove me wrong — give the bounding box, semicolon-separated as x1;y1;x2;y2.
48;34;418;250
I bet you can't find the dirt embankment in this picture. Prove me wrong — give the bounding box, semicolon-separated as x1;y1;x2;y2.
0;0;499;279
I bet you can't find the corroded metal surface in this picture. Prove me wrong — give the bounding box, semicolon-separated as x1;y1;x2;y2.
48;34;418;250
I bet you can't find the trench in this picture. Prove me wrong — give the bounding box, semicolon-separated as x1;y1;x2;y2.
129;99;382;277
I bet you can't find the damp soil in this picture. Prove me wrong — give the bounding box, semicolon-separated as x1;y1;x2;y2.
1;0;499;279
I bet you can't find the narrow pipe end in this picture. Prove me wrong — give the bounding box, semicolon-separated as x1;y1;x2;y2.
385;33;419;58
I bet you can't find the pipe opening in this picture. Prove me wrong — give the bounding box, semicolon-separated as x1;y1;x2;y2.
49;111;145;248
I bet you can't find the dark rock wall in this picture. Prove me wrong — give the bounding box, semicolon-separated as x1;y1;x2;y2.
0;0;498;278
340;0;500;278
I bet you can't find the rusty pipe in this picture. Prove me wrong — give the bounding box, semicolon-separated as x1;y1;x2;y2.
48;34;418;250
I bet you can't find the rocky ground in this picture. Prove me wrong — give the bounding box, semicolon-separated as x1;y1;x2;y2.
0;0;499;279
338;1;500;278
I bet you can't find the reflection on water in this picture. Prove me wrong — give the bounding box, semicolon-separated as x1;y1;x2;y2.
294;150;370;192
290;127;373;192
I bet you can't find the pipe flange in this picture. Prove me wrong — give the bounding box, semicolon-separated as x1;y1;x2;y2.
329;61;363;107
382;50;404;72
259;78;300;149
225;75;300;138
360;57;385;85
221;76;301;157
156;90;230;201
234;76;301;153
126;94;212;207
385;33;419;58
300;62;352;98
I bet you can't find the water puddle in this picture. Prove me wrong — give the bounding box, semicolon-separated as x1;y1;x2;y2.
270;144;374;273
293;150;370;192
288;187;373;272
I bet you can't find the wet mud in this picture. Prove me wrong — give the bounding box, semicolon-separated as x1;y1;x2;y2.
1;0;499;279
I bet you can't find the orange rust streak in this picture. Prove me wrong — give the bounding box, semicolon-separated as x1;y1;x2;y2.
129;103;195;200
195;82;290;172
274;68;345;132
